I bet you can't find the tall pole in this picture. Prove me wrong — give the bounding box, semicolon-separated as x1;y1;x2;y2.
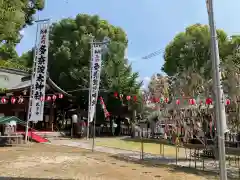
206;0;227;179
89;38;110;151
87;38;93;140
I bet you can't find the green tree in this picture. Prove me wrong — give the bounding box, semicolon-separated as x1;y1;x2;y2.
19;14;142;115
162;24;230;78
0;0;44;60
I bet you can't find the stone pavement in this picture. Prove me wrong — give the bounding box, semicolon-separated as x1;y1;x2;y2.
48;138;239;178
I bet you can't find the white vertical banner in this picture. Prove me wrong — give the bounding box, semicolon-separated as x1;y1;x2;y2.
28;23;50;122
89;43;102;122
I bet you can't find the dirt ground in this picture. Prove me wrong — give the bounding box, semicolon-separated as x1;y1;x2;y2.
0;143;217;180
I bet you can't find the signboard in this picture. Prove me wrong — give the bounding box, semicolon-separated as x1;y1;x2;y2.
28;24;49;122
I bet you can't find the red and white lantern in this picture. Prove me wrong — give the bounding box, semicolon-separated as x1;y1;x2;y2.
52;95;57;101
114;92;118;98
206;98;212;105
1;97;7;104
133;95;137;102
189;98;196;105
40;96;45;101
165;97;169;103
11;97;16;104
226;99;231;105
58;93;63;99
46;96;51;101
176;99;180;105
126;95;131;101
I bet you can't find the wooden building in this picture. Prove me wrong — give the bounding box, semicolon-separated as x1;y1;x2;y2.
0;67;74;132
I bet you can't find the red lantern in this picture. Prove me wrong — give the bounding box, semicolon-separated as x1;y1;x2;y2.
165;98;169;103
18;96;24;104
176;99;180;105
52;95;57;101
1;97;7;104
114;92;118;98
133;95;137;102
46;96;51;101
226;99;230;105
189;98;196;105
40;96;45;101
11;97;16;104
58;93;63;99
126;95;131;101
206;98;212;105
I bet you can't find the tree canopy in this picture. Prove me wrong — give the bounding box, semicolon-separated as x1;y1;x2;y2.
19;14;143;113
0;0;44;60
162;23;240;98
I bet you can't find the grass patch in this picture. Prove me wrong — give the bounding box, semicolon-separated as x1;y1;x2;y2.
96;138;186;158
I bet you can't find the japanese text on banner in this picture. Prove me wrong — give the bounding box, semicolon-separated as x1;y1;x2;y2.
28;24;49;122
89;44;102;122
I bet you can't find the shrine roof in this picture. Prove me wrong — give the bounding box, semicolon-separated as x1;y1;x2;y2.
9;78;73;97
0;68;73;98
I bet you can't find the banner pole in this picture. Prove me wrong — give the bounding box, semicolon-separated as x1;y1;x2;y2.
25;19;50;144
25;21;40;144
87;38;93;139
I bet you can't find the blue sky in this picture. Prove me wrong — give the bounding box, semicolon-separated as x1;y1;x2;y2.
17;0;240;88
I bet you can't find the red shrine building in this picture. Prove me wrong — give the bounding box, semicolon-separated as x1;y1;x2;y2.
0;67;74;133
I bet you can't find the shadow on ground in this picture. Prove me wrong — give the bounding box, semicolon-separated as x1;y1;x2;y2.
110;153;238;180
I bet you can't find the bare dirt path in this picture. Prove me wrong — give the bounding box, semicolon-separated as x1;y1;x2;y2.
0;143;217;180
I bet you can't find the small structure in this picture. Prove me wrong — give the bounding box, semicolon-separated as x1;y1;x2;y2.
0;116;23;145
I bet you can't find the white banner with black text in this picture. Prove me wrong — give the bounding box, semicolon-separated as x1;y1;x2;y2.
89;43;102;123
28;23;50;122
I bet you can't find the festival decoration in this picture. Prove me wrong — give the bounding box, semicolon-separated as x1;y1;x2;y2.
176;99;180;105
114;92;118;98
189;98;196;105
40;96;45;101
165;97;169;103
58;93;63;99
46;96;51;101
206;98;213;105
226;99;230;105
119;94;123;99
1;97;7;104
133;95;137;102
126;95;131;101
52;95;57;101
99;96;110;118
11;97;16;104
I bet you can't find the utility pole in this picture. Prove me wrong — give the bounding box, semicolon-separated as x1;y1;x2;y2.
206;0;228;179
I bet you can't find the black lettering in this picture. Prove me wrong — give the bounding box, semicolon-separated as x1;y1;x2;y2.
37;65;45;74
40;29;47;34
36;73;44;83
39;45;46;55
35;82;44;90
38;55;46;65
